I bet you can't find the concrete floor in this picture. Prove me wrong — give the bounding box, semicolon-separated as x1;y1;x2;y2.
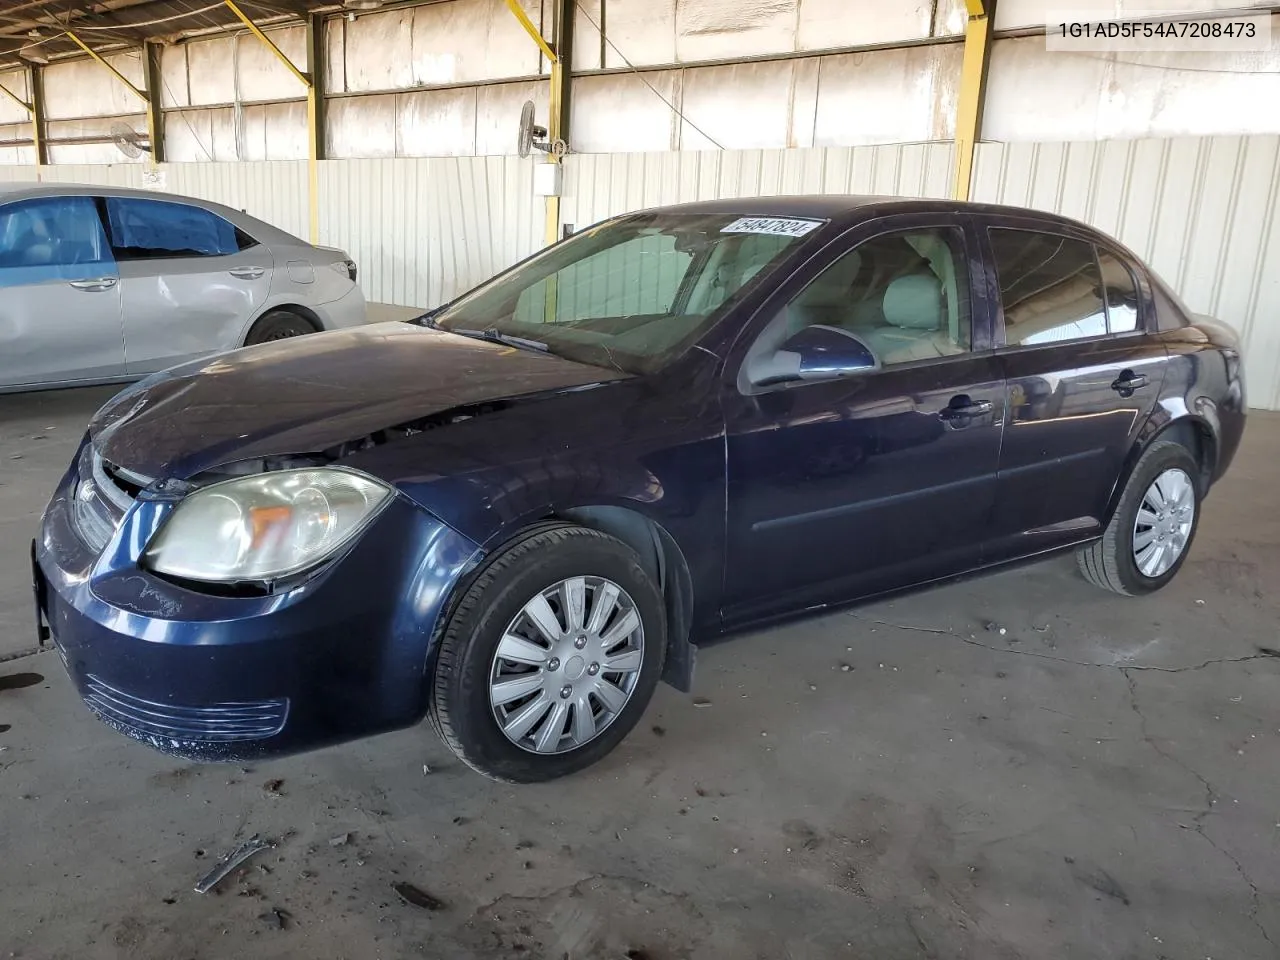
1;385;1277;960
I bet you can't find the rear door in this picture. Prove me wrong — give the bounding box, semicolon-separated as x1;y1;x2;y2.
104;195;273;375
980;223;1168;560
0;195;124;387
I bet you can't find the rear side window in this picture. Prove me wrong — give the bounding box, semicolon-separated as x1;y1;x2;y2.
989;229;1108;345
0;196;114;287
105;197;245;260
1097;249;1140;333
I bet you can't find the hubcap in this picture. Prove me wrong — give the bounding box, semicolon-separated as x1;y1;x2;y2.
1133;467;1195;578
489;576;645;754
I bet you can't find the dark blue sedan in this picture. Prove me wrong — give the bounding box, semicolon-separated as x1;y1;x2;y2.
34;196;1246;781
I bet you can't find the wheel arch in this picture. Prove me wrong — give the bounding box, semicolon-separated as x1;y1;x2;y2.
557;506;697;693
240;303;323;345
1106;412;1218;522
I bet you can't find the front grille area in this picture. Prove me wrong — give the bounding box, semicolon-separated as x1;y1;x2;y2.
70;447;147;553
84;674;289;743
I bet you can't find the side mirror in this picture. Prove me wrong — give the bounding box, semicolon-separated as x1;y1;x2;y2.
751;325;878;386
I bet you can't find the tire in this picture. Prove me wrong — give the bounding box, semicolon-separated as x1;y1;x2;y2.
244;309;317;345
430;523;666;783
1076;441;1202;596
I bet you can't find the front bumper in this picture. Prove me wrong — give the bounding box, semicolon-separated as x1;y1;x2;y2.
34;450;479;761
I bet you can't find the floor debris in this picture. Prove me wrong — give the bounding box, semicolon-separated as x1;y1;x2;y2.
692;698;712;708
258;907;290;930
329;832;351;847
263;779;284;796
392;881;445;911
194;835;275;894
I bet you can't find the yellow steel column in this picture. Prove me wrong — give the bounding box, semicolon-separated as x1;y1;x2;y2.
142;41;166;163
222;0;319;242
306;14;326;246
504;0;571;248
28;65;47;168
953;0;994;201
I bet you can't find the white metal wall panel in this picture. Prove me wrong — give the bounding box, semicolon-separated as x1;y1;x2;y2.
559;143;955;229
317;156;542;309
43;52;145;120
574;0;963;70
0;70;29;124
972;136;1280;410
164;162;310;242
0;126;34;166
985;29;1280;142
236;26;309;103
995;0;1276;29
332;0;547;94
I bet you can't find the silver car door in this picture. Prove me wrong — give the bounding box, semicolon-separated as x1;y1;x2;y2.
0;195;124;388
104;196;273;376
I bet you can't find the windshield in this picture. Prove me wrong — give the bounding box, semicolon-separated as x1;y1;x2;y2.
432;212;824;374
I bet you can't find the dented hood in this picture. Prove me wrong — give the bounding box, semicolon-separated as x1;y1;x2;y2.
90;322;628;480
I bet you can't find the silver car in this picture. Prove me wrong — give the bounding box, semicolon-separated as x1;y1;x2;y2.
0;183;366;392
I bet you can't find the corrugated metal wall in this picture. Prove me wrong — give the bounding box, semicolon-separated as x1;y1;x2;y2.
972;136;1280;410
560;143;956;228
317;156;543;309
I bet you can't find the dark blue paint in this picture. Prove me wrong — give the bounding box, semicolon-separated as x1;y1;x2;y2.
34;196;1247;761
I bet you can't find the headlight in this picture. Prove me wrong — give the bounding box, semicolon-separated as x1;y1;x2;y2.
144;468;391;583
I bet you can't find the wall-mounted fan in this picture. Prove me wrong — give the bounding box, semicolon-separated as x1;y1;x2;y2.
110;121;151;159
517;101;567;159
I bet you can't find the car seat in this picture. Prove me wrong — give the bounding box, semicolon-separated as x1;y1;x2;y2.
859;273;962;365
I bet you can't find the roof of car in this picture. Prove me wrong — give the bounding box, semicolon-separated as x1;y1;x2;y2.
617;194;1108;235
0;180;305;246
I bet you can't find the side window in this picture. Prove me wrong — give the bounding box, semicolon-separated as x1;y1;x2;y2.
747;226;972;379
989;229;1106;345
105;197;241;260
1097;249;1140;333
0;196;114;288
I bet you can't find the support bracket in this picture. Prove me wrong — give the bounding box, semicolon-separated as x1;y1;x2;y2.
66;32;149;103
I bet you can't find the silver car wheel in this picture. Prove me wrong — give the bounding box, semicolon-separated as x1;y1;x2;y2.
489;576;645;755
1132;467;1195;578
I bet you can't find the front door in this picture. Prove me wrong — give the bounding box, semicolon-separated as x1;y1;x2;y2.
103;196;272;376
722;220;1005;625
0;195;123;388
978;226;1168;559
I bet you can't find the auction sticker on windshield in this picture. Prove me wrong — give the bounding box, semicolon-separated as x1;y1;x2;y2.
721;217;824;237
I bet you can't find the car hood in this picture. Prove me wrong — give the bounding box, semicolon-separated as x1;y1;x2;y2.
90;322;629;480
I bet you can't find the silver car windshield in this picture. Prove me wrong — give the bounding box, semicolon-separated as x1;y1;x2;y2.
433;212;825;375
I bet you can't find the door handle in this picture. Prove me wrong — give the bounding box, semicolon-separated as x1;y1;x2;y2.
939;396;994;423
68;277;118;291
229;266;265;280
1111;370;1148;396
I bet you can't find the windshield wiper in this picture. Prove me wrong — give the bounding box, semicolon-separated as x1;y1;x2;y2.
452;327;549;353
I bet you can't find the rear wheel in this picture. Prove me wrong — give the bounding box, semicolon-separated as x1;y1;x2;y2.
244;309;316;345
1076;441;1201;596
430;524;665;782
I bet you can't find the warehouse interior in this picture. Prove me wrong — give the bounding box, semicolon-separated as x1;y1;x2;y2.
2;1;1279;957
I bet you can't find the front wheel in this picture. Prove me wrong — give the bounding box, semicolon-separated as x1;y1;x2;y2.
430;524;665;782
1077;441;1202;596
